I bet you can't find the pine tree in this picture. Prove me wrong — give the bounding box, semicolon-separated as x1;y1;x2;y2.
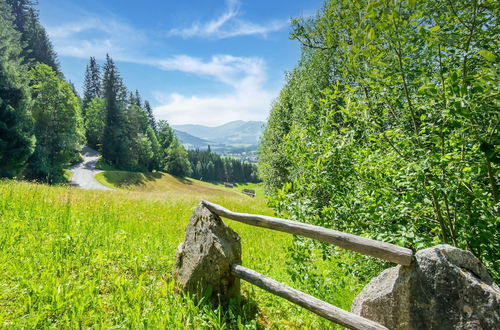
82;57;101;109
24;8;59;72
6;0;60;72
101;55;131;168
0;0;35;177
144;100;157;132
134;90;142;108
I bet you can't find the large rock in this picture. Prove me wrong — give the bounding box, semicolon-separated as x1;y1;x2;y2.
351;244;500;329
174;203;241;303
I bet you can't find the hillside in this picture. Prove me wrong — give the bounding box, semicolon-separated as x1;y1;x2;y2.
95;170;259;198
172;129;212;150
0;179;364;328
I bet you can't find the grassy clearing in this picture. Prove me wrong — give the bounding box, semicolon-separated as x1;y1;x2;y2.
0;177;366;328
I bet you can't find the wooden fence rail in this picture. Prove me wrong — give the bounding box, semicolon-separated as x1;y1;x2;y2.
194;200;414;329
231;264;387;330
202;200;413;265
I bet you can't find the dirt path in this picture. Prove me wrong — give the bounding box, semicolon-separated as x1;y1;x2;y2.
69;146;113;191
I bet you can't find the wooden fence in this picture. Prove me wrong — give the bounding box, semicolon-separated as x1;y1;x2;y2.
201;200;414;330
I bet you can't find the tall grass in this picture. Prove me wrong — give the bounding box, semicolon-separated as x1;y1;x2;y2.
0;179;366;328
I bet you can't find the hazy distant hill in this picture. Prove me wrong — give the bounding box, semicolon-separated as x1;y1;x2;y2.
173;129;213;149
173;121;265;146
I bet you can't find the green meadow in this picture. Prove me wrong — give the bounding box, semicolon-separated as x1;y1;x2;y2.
0;176;366;328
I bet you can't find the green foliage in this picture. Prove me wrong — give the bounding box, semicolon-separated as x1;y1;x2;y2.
6;0;59;72
157;119;191;176
26;63;83;184
164;140;192;177
146;126;160;170
83;97;105;149
157;120;175;151
188;149;259;183
144;100;157;132
261;0;499;280
101;55;132;168
99;55;162;172
0;0;34;178
82;57;101;112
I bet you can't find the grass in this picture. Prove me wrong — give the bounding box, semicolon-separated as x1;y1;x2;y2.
0;176;367;328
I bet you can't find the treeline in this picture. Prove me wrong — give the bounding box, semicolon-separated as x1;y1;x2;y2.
260;0;498;283
0;0;193;182
0;0;83;183
188;149;258;183
81;56;191;176
0;0;260;185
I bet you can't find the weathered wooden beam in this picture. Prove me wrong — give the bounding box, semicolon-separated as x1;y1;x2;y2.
231;264;387;330
202;200;413;265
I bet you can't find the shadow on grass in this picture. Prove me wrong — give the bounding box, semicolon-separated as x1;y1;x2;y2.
173;176;193;185
101;171;163;188
184;289;261;328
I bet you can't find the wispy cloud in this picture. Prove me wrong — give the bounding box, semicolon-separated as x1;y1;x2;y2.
46;17;146;60
149;55;274;125
167;0;287;39
45;11;276;126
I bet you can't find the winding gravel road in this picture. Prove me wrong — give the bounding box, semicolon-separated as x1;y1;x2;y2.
69;146;113;190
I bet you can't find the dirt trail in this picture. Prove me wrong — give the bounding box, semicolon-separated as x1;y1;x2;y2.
69;146;112;190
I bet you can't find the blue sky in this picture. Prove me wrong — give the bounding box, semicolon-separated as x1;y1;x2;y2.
38;0;324;126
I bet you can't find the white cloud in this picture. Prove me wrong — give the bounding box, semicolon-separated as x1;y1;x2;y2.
45;12;276;126
168;0;287;39
150;54;274;126
153;89;273;126
46;17;145;60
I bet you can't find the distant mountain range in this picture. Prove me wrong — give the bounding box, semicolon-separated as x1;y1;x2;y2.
173;120;265;154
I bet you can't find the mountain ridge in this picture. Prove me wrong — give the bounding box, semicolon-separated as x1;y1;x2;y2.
173;120;265;148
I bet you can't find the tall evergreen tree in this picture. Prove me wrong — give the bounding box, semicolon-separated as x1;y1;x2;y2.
6;0;59;72
144;100;157;132
0;0;34;177
82;57;101;109
134;90;142;108
101;55;131;167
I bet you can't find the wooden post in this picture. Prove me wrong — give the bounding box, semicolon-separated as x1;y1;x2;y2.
232;264;387;330
202;200;413;265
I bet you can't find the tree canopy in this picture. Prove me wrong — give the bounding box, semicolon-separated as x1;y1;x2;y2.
260;0;499;282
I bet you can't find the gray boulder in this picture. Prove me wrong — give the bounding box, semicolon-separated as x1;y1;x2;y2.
351;244;500;329
174;203;241;303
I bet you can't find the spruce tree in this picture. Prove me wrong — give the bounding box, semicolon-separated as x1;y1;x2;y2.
101;55;131;168
134;90;142;108
82;57;101;109
6;0;60;72
0;0;35;178
24;8;59;72
144;100;157;132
